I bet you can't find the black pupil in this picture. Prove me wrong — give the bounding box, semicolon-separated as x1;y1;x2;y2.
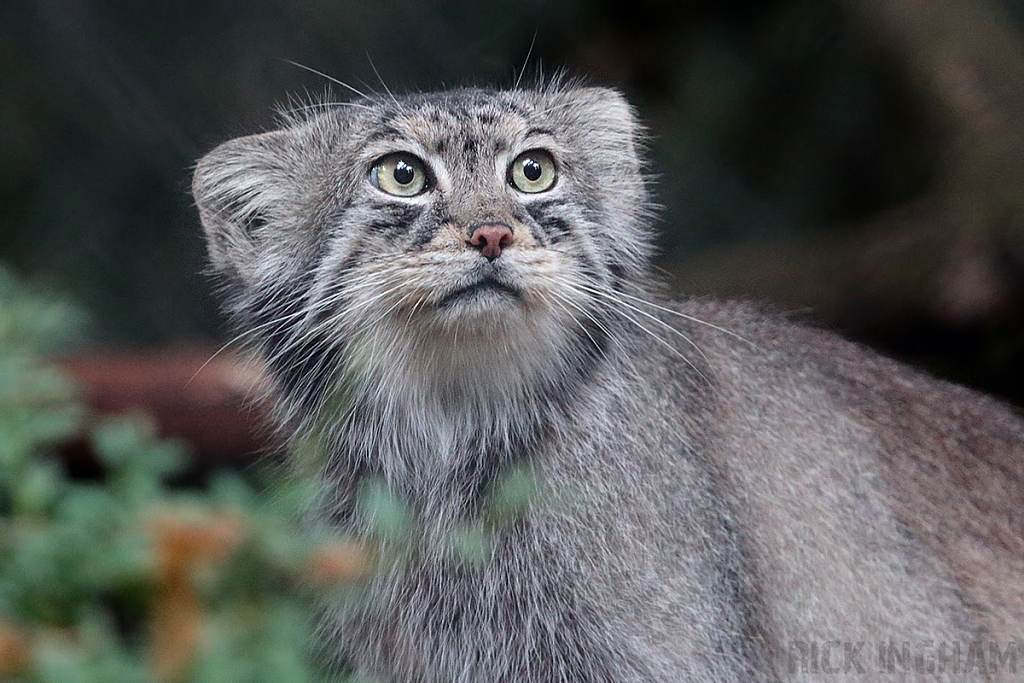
523;158;542;182
393;160;415;185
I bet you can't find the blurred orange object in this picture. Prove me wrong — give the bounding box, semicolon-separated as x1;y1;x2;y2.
148;512;245;682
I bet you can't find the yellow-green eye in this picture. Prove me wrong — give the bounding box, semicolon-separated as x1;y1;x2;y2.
509;149;557;193
370;153;429;197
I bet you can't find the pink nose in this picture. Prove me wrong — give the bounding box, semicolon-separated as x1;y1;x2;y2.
468;224;513;261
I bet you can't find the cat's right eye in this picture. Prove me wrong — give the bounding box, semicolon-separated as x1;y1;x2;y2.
370;153;429;197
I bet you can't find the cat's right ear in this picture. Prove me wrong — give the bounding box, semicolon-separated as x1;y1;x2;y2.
192;131;296;278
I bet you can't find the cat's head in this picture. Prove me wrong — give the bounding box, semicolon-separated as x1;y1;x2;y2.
193;84;653;404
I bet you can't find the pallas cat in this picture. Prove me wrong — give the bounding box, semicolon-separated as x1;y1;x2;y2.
193;82;1024;682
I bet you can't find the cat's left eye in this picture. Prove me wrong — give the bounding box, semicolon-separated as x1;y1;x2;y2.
370;153;429;197
508;149;557;193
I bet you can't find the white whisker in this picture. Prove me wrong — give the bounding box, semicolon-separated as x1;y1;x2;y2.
284;60;370;100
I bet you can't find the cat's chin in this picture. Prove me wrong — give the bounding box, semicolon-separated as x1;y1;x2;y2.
434;287;523;323
420;273;529;327
425;299;530;336
437;277;523;308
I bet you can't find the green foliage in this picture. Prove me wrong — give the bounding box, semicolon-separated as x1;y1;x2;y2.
352;463;549;568
0;263;558;682
484;463;540;520
0;265;365;683
356;480;414;545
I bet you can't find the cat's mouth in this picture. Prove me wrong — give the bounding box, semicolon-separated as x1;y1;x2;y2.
438;276;523;308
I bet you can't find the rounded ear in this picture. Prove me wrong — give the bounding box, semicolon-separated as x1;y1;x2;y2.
546;86;642;150
192;130;295;277
542;86;654;270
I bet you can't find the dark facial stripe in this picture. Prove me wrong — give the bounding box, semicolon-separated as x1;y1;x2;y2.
363;204;425;239
525;127;554;138
364;126;405;143
539;214;571;245
408;200;452;249
525;201;576;246
607;261;626;289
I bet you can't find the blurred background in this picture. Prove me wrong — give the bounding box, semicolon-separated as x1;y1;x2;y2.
5;4;1024;676
3;0;1024;452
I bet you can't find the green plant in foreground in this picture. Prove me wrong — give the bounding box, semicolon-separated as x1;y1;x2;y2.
0;264;555;683
0;266;371;683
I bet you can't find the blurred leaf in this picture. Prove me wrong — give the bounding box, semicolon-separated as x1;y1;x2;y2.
485;463;540;519
447;523;491;565
0;265;351;680
356;479;413;542
11;461;61;517
91;415;158;470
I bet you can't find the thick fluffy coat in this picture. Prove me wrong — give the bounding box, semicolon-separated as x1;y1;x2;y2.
194;85;1024;682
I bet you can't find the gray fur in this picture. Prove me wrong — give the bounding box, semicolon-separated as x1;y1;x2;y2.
194;83;1024;682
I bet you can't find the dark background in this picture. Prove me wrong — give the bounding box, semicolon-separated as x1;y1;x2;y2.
4;0;1024;405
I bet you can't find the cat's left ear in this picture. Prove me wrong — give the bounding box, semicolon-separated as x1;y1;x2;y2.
545;86;643;164
549;86;640;136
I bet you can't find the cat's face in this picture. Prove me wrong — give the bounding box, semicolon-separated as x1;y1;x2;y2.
194;86;651;401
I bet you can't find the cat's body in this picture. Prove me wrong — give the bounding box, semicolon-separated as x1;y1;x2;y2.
193;84;1024;682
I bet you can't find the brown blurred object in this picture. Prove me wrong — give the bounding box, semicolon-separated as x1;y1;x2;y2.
0;622;30;677
305;540;375;586
57;348;274;466
148;512;245;682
